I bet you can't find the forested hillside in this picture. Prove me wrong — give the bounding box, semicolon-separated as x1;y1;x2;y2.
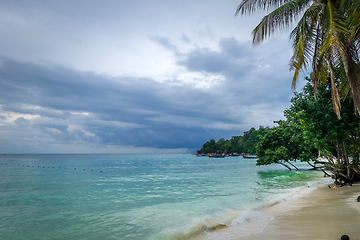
197;127;267;154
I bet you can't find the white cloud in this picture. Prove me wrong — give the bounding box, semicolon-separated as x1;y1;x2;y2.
70;111;90;116
0;111;41;123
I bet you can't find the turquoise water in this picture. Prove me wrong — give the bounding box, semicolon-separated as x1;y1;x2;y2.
0;154;330;240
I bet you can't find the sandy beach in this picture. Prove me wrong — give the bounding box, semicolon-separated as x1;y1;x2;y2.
234;183;360;240
194;182;360;240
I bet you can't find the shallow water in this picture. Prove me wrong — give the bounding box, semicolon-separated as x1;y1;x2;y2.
0;154;329;240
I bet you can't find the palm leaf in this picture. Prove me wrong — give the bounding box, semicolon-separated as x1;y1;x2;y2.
235;0;294;16
251;0;313;44
289;2;321;89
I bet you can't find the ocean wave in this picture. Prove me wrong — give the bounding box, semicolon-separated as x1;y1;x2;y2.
152;214;236;240
151;210;274;240
152;176;333;240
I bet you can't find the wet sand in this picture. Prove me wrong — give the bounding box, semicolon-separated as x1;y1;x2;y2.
234;183;360;240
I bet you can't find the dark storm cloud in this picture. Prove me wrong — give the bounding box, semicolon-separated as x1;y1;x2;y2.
158;35;296;106
0;0;301;153
179;48;230;73
14;117;30;125
219;38;250;59
178;37;252;73
0;59;164;115
0;57;262;152
0;32;300;153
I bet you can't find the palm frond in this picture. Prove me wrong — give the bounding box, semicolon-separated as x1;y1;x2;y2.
251;0;313;44
311;54;329;96
310;21;323;94
318;1;347;58
237;0;360;116
289;2;321;88
346;0;360;47
335;61;350;100
235;0;295;16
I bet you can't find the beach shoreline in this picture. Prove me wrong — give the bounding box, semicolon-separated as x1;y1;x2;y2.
234;183;360;240
194;182;360;240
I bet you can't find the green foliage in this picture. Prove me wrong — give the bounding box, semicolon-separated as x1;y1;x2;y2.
235;0;360;180
198;139;217;154
287;78;360;163
197;126;268;154
242;127;268;154
256;119;318;166
256;77;360;181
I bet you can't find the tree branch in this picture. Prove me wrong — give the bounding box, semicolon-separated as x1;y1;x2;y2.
279;162;292;171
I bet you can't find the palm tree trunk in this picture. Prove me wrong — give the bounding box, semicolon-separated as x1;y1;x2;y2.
342;138;351;180
339;43;360;115
328;57;341;117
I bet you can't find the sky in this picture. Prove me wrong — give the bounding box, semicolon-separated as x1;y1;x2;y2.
0;0;307;154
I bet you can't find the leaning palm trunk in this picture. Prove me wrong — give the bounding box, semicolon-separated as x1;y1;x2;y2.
338;43;360;115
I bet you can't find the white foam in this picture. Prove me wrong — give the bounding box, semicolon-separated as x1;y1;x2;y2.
197;210;274;240
154;215;231;240
231;210;269;226
263;177;334;208
153;175;335;240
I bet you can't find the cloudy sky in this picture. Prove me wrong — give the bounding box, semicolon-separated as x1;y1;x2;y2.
0;0;306;153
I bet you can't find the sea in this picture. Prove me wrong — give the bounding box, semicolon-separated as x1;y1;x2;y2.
0;154;332;240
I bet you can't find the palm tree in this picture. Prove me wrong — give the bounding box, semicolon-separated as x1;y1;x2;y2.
235;0;360;117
